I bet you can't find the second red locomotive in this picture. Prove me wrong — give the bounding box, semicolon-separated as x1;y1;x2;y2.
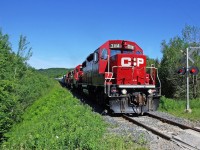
65;40;161;114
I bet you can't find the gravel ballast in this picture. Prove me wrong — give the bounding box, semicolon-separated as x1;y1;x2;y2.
103;111;200;150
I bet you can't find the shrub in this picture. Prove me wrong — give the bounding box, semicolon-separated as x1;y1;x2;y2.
159;96;200;121
1;85;106;149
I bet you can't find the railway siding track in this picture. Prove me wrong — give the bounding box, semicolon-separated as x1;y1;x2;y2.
122;114;200;150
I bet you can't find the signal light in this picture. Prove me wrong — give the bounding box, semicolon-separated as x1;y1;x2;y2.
189;66;199;75
177;67;186;75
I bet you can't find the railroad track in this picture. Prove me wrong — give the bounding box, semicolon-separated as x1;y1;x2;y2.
145;112;200;133
122;114;200;150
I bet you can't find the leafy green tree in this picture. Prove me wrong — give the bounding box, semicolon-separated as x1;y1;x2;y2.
146;57;160;68
17;35;32;63
182;25;200;45
160;37;186;98
0;30;16;140
160;25;200;99
14;35;32;79
0;29;54;143
0;31;14;80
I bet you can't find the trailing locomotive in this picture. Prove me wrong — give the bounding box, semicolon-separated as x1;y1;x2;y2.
64;40;161;114
65;65;83;89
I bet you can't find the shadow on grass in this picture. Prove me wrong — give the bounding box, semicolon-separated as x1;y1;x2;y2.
59;82;106;115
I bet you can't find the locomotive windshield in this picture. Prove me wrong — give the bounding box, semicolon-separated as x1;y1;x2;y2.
110;49;133;57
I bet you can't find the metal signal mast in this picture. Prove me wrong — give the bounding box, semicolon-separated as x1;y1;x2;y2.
185;47;200;112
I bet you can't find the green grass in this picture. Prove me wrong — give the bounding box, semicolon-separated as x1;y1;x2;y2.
159;96;200;121
1;84;147;150
100;134;147;150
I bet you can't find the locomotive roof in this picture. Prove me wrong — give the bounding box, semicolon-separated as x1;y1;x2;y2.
106;40;142;50
83;40;144;64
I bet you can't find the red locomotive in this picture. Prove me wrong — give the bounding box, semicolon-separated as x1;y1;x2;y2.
65;40;161;114
64;70;73;88
65;65;83;89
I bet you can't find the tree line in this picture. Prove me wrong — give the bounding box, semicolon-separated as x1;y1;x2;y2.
38;68;72;78
0;30;54;142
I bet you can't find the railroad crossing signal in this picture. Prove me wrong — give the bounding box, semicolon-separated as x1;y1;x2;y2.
177;66;199;76
189;66;199;75
177;67;186;75
177;66;199;75
178;47;200;113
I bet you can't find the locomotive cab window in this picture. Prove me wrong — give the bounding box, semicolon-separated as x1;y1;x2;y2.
110;49;133;57
135;50;142;54
101;48;108;60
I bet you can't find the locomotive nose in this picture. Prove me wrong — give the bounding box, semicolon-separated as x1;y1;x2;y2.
110;54;147;85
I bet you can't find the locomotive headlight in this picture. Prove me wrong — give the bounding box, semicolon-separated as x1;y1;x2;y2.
148;89;153;94
148;89;156;94
121;89;127;95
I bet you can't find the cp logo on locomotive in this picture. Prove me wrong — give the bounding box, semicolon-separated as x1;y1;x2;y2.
121;57;144;67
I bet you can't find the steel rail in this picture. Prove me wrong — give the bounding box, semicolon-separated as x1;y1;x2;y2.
122;114;171;140
145;112;200;133
122;114;200;150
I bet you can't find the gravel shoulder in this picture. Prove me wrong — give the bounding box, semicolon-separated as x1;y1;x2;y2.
103;111;200;150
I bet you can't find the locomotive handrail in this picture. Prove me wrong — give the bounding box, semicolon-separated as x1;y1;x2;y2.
146;67;155;84
135;67;155;85
107;54;110;73
104;65;135;95
111;65;135;83
105;72;115;83
146;67;161;95
107;66;159;87
112;66;156;85
110;66;157;86
104;54;161;96
104;66;161;96
111;65;135;72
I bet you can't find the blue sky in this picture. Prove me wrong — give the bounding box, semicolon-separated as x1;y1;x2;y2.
1;0;200;69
